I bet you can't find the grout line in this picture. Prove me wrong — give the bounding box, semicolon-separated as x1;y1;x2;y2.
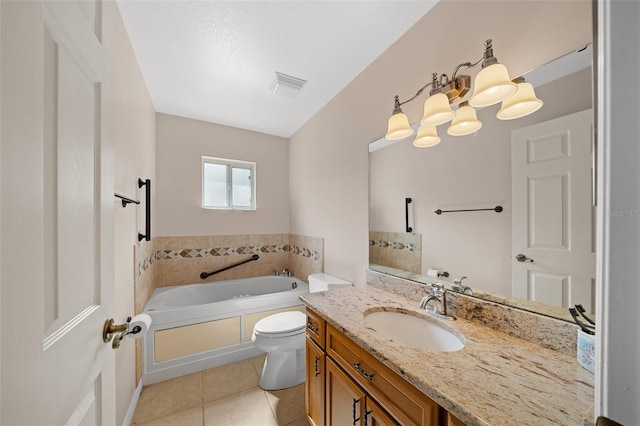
199;371;205;426
261;387;279;424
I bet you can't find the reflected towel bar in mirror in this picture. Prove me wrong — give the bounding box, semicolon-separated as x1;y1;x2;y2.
435;205;503;215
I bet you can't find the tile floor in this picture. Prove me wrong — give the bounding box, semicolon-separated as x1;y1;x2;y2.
131;355;307;426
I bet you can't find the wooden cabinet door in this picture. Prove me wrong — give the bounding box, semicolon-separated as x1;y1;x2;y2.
326;357;366;426
306;337;325;426
327;324;442;426
446;412;467;426
366;396;400;426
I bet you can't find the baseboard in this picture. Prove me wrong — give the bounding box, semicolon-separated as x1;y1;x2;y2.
122;380;143;426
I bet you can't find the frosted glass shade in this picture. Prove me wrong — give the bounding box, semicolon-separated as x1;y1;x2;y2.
420;93;455;126
447;104;482;136
469;63;517;108
496;81;544;120
385;112;414;140
413;125;441;148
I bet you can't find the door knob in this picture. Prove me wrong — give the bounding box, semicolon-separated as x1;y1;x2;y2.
103;317;131;348
515;254;534;263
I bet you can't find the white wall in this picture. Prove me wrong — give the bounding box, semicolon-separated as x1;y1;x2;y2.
155;113;289;236
369;69;592;296
597;1;640;423
289;0;592;286
113;5;156;425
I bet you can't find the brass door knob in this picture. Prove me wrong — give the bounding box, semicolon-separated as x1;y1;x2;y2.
515;254;534;263
103;317;130;345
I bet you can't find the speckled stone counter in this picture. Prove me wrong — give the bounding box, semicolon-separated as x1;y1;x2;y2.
300;285;594;426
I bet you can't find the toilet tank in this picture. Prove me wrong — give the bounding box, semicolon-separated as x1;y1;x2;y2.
308;272;351;293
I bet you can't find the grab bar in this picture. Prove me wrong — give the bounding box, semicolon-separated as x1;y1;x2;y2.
200;254;259;280
138;178;151;241
405;197;413;232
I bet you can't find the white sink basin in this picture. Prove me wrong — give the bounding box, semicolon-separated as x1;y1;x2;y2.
364;311;464;352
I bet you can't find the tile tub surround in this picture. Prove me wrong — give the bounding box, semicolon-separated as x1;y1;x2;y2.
300;286;594;426
366;269;581;356
151;234;322;287
369;231;422;274
132;234;322;386
133;234;323;306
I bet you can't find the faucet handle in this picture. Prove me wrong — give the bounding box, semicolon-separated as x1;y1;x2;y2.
430;282;444;295
452;276;467;285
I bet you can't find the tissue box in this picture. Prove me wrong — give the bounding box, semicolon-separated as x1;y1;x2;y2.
577;329;595;373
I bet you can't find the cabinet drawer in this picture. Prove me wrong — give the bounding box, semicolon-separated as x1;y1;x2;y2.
306;308;325;349
327;324;441;426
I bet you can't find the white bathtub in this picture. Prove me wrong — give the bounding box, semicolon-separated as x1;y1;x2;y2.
142;276;309;384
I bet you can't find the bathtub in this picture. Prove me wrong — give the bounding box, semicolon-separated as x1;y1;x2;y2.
142;276;309;384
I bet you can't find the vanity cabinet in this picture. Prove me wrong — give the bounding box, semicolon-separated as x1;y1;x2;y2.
326;357;398;426
306;309;326;426
306;308;448;426
306;337;325;426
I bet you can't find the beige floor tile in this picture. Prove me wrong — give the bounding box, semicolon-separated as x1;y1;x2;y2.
204;387;278;426
136;406;203;426
132;373;203;424
202;358;261;402
250;354;266;377
264;384;306;425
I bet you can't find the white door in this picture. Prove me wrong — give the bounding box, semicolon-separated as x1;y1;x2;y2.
1;1;115;424
511;109;595;312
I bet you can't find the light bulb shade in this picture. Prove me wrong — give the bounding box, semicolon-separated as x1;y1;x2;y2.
413;125;441;147
420;93;455;126
469;63;517;108
447;104;482;136
496;81;543;120
385;112;414;140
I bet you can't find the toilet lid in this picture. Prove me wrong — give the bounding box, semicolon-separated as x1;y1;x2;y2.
254;311;306;335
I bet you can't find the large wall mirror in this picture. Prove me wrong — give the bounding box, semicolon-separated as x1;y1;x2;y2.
369;44;594;322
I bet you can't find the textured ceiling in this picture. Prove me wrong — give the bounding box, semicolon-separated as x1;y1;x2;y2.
116;1;437;138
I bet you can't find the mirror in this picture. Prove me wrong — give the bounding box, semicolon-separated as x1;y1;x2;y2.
369;45;594;323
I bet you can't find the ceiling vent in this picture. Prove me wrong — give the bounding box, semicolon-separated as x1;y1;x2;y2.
271;71;307;99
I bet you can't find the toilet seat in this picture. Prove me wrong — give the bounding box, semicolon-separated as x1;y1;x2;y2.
254;311;306;337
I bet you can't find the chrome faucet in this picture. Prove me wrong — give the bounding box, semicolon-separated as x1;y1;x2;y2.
419;283;449;317
274;268;293;277
451;276;473;295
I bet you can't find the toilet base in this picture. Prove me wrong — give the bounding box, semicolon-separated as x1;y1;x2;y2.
258;347;305;390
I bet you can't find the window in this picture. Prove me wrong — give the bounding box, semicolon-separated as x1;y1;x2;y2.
202;157;256;210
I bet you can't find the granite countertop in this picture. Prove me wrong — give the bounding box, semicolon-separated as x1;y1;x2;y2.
300;285;594;426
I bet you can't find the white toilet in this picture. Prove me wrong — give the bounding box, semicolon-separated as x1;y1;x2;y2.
251;272;351;390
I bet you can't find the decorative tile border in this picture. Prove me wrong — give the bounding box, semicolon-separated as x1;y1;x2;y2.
155;244;318;260
369;239;416;252
135;239;320;278
136;249;159;278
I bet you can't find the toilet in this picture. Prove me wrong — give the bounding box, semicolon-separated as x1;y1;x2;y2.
251;272;351;390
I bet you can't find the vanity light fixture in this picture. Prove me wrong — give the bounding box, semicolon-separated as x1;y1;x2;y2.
386;96;414;140
447;102;482;136
496;76;544;120
384;39;543;146
413;125;441;147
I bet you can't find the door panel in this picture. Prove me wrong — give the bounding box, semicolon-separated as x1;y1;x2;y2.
326;358;365;426
512;109;595;311
1;1;115;424
527;173;568;250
